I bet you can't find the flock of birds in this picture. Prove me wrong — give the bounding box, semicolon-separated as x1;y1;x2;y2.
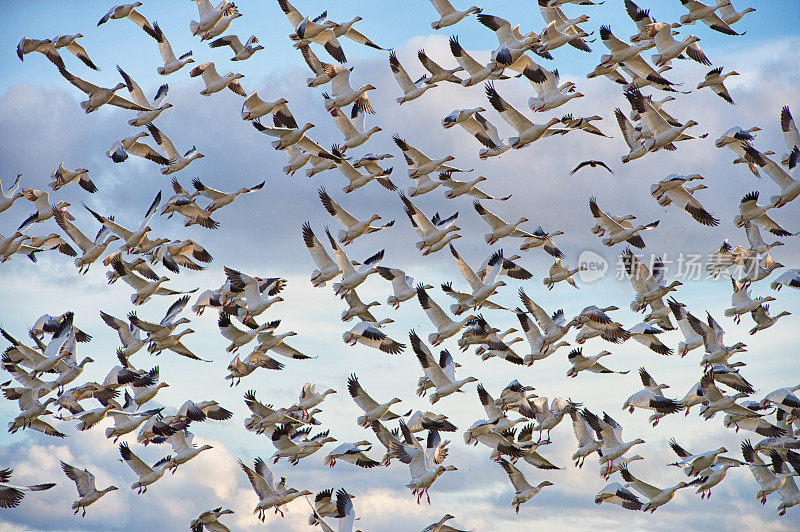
3;0;800;530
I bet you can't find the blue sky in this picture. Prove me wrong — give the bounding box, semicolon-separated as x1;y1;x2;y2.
1;1;800;531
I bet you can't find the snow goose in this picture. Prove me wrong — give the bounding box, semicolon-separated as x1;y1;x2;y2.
622;250;683;311
737;253;784;284
189;0;233;37
697;67;738;103
0;173;22;214
627;323;673;356
667;298;704;357
598;25;649;65
224;267;286;318
615;108;649;163
61;462;118;517
199;9;242;41
324;441;380;469
146;124;205;175
323;68;375;111
252;121;339;162
190;507;234;532
390;51;438;104
418;49;464;84
57;66;149;114
741;440;794;505
527;68;584;112
115;67;172;127
625;89;699;151
780;106;799;166
147;329;208;361
477;14;539;69
390;425;456;504
749;305;791;335
485;84;562;149
218;314;275;353
294;383;336;417
406;411;457;434
770;269;800;291
416;287;476;346
110;257;196;306
566;348;628;378
277;0;335;41
497;458;552;513
449;245;506;310
583;410;645;474
428;0;482;30
106;132;169;165
130;367;169;406
337;156;395;194
690;313;748;367
301;223;340;287
620;466;689;512
0;469;56;509
760;385;800;418
16;38;64;68
146;22;194;75
714;125;763;175
192;178;264;213
690;461;742;499
119;442;170;494
472;201;529;244
329;106;381;151
539;2;592;43
679;0;743;35
651;174;719;226
410;332;478;403
176;399;232;423
741;146;800;207
342;321;405;354
341;290;384;324
774;453;800;515
538;18;590;53
595;481;643;510
718;2;755;24
569;305;630;343
105;402;162;443
668;439;731;476
326;232;384;297
298;44;338;87
647;24;710;67
561;114;610;138
53;210;118;274
725;278;775;323
513;309;567;365
377;267;426;309
394;135;464;179
698;371;754;419
189;62;245;96
518;289;573;350
85;191;160;252
128;295;191;343
282;145;312;176
519;226;564;257
446;110;509;158
163;429;214;472
240;457;311;520
734;191;793;236
438;173;510;201
590;197;658;248
568;407;603;467
400;194;460;252
543;258;583;290
253;330;313;361
98;3;153;32
422;514;469;532
348;374;405;427
49;163;94;193
449;36;498;87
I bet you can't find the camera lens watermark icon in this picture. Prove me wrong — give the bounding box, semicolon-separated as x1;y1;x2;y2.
577;250;608;283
